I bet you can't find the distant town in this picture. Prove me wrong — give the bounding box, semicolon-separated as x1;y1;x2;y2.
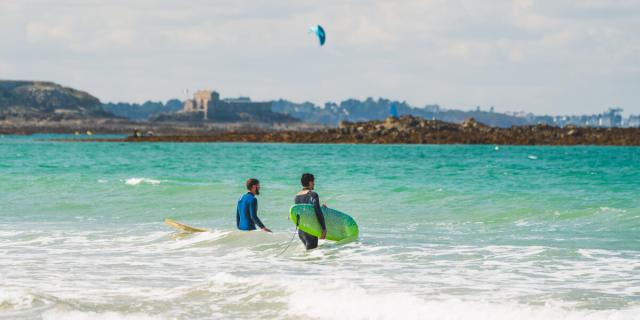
104;89;640;128
513;108;640;128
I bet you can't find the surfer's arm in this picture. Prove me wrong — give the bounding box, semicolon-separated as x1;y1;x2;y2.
249;198;266;229
236;206;240;229
311;193;327;232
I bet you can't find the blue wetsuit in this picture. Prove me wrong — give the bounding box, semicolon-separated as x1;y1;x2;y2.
236;192;265;231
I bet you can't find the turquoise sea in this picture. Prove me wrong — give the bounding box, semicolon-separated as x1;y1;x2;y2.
1;135;639;319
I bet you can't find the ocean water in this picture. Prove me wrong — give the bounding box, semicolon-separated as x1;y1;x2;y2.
1;135;639;319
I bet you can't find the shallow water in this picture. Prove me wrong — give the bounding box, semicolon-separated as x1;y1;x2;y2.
1;135;639;319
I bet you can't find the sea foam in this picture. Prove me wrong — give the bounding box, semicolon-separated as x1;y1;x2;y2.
286;285;640;320
41;309;156;320
0;289;36;311
124;178;161;186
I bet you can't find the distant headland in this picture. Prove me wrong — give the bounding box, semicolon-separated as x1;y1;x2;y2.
2;80;640;145
0;80;312;135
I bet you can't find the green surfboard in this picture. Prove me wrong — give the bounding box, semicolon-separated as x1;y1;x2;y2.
289;204;359;241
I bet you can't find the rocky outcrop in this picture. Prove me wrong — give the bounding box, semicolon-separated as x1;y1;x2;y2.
0;80;115;121
80;115;640;146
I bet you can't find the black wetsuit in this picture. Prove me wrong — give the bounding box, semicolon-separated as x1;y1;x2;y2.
294;190;326;250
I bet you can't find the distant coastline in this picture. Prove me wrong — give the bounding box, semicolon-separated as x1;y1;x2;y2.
2;80;639;146
4;80;640;133
54;116;640;146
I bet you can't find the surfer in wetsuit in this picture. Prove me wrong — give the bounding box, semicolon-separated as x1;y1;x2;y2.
236;178;271;232
294;173;326;250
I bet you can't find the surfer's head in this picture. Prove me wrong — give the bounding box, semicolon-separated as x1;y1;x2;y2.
246;178;260;195
301;173;315;190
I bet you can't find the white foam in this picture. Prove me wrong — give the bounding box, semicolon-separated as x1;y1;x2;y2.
41;309;158;320
599;207;628;213
124;178;161;186
3;226;639;319
206;271;253;286
286;284;640;320
0;288;36;311
164;230;231;250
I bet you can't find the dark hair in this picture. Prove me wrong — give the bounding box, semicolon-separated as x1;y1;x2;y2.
301;173;314;188
246;178;260;190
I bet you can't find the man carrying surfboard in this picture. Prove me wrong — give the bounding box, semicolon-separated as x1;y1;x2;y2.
294;173;326;250
236;178;271;232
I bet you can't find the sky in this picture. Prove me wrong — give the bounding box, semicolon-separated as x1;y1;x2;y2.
0;0;639;115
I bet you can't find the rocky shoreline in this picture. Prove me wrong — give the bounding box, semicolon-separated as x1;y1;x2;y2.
57;116;640;146
0;119;324;135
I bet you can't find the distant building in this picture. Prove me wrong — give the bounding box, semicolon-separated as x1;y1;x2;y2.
594;108;623;128
628;115;640;128
598;116;612;127
182;90;272;121
528;108;632;128
183;90;219;120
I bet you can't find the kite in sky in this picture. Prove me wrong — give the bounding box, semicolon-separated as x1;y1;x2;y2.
308;25;326;46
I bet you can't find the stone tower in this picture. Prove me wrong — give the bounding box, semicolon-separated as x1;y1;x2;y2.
183;90;219;120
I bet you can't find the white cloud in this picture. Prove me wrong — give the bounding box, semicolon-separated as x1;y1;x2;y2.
0;0;638;114
0;62;12;75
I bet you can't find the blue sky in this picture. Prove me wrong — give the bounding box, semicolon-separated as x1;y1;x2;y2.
1;0;638;115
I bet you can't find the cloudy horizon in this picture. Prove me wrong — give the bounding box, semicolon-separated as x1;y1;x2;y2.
1;0;639;115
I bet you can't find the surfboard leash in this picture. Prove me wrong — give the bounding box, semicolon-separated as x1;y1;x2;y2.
276;214;300;257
